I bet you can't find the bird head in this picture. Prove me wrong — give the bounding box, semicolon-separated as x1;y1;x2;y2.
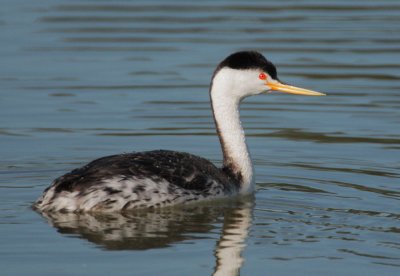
211;51;325;100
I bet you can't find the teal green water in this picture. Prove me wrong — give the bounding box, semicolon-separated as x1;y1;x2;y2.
1;0;399;275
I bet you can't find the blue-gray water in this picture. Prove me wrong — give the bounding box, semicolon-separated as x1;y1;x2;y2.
1;0;399;275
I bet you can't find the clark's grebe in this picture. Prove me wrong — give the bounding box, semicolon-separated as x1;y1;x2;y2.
33;51;324;212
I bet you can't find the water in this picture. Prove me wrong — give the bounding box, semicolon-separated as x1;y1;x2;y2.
1;0;399;275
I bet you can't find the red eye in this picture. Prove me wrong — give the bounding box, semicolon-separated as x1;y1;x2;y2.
259;73;267;80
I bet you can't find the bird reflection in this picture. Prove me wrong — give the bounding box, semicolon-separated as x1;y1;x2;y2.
213;199;253;276
35;196;253;275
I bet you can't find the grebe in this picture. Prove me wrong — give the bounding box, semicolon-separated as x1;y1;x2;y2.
34;51;324;213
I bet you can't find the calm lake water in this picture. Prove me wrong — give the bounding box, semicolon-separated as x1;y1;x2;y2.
1;0;399;275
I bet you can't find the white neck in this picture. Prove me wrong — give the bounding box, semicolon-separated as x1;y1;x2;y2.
210;69;255;193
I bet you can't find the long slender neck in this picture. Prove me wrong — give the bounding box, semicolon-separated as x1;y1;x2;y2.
210;73;254;193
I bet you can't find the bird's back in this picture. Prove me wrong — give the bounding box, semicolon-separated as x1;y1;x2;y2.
34;150;239;212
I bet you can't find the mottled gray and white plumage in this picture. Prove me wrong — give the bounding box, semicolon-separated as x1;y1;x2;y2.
35;150;239;212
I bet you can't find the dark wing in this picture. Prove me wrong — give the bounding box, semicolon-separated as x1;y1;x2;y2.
52;150;238;194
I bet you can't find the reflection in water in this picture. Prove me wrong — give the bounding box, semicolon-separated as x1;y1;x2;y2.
38;206;221;250
213;200;253;276
37;197;253;274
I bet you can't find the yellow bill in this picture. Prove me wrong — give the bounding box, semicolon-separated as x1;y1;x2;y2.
268;81;325;96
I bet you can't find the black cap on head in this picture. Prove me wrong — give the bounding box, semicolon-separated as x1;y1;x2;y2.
214;51;278;80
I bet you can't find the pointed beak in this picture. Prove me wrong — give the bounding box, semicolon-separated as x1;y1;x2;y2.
267;80;325;96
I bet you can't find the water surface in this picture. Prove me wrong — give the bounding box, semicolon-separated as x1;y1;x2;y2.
1;0;399;275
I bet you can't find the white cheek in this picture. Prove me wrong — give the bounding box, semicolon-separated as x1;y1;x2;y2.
247;78;268;96
258;80;269;92
212;68;270;99
237;73;268;97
